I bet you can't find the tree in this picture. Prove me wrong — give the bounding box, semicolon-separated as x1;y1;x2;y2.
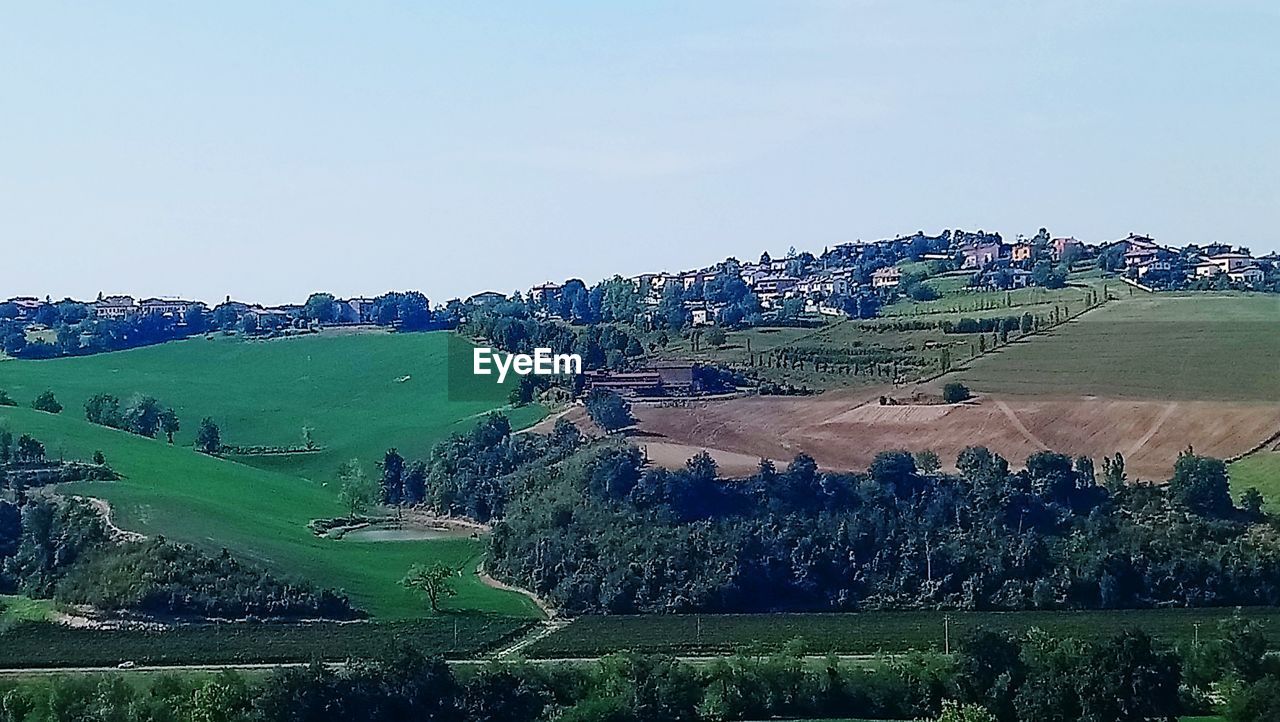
338;458;377;519
195;418;222;454
1241;487;1265;517
84;393;123;427
122;395;165;437
943;382;972;404
302;293;337;323
159;408;180;444
31;390;62;414
585;389;635;434
404;461;427;505
92;450;106;466
381;449;405;506
934;700;999;722
402;562;458;613
0;389;15;407
1169;448;1233;516
705;326;727;349
915;449;942;475
1102;452;1126;491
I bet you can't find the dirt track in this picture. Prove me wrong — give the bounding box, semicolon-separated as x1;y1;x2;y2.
630;392;1280;481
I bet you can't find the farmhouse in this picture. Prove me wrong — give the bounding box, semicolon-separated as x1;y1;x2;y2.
582;361;707;398
139;297;197;318
959;241;1004;270
1010;242;1034;263
93;295;138;319
1052;237;1084;261
752;275;799;301
465;291;508;306
871;266;902;288
530;282;564;305
1228;265;1265;285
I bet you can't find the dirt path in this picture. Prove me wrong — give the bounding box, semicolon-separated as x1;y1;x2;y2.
477;568;557;619
75;496;145;543
1126;402;1178;458
994;399;1051;452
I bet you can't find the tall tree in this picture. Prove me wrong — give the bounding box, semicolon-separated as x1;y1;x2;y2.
381;449;406;506
402;563;458;613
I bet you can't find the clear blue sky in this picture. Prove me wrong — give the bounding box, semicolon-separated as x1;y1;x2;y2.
3;1;1277;305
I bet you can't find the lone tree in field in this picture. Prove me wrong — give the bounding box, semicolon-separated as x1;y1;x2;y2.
195;418;222;454
402;563;458;613
942;382;971;404
338;458;377;520
584;389;635;434
159;408;181;443
31;390;62;414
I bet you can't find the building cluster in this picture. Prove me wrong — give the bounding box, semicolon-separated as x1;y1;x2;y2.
1105;234;1269;286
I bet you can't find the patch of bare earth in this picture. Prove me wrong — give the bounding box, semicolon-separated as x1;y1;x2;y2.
632;393;1280;482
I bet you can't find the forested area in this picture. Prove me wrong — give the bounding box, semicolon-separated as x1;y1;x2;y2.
0;496;357;619
423;414;1278;615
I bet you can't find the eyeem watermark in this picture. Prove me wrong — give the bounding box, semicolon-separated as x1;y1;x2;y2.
472;347;582;383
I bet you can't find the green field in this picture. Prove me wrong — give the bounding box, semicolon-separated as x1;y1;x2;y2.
953;294;1280;401
881;275;1110;318
0;618;531;667
526;608;1280;658
0;331;545;480
1229;451;1280;511
0;331;548;619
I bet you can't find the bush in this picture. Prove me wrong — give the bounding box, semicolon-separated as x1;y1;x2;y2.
30;390;62;414
943;382;972;404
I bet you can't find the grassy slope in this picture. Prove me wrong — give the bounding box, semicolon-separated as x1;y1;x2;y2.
0;331;548;619
1229;452;1280;511
1;406;538;619
952;294;1280;402
0;331;545;481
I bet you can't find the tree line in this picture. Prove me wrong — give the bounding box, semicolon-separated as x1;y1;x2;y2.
0;495;357;620
416;414;1275;617
6;619;1280;720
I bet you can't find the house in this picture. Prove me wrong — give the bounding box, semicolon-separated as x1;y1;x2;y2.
1052;237;1084;261
871;267;902;288
465;291;508;306
1010;243;1034;263
796;272;850;297
1133;259;1173;278
581;362;706;398
5;297;43;321
1228;265;1265;286
959;241;1004;270
530;282;564;305
1007;268;1032;288
93;295;138;319
1207;252;1254;274
139;297;196;319
344;297;379;323
752;275;799;300
1191;260;1222;278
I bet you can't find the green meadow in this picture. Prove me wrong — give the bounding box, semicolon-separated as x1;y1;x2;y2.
0;331;547;619
953;294;1280;401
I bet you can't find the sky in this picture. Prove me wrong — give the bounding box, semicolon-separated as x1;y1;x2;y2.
2;1;1278;305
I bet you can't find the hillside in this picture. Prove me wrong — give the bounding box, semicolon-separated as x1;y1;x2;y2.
0;331;549;619
0;331;546;481
634;294;1280;480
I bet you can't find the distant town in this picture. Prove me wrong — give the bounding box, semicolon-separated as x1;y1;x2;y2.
2;228;1274;362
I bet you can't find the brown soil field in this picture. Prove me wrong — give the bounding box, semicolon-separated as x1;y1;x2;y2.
629;392;1280;482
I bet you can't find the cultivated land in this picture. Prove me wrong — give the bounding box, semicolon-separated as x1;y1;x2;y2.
953;294;1280;401
0;618;532;668
635;294;1280;481
0;332;547;619
526;608;1280;658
